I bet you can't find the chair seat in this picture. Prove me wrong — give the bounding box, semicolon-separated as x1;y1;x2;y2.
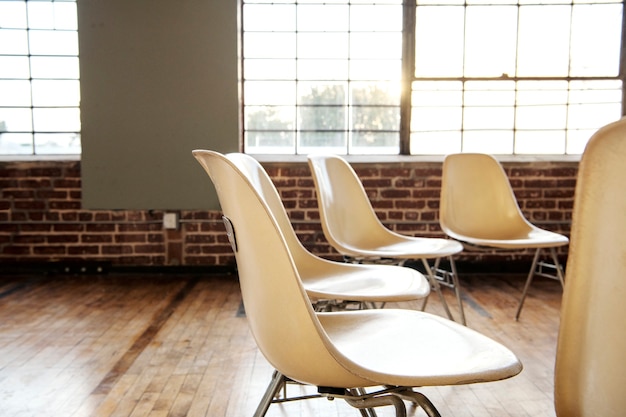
448;227;570;250
301;261;430;302
339;235;464;260
319;308;522;387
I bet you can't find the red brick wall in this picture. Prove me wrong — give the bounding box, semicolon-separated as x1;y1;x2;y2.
0;159;577;271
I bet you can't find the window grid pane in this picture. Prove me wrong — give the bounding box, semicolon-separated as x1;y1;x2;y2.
0;0;80;155
409;80;622;155
411;0;623;155
243;0;402;155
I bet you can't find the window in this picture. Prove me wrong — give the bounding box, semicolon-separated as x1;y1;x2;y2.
243;0;403;155
0;0;80;155
242;0;624;155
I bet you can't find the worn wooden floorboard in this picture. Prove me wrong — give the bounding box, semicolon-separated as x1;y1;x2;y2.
0;272;561;417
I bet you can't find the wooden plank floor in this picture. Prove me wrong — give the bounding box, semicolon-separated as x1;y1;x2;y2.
0;271;562;417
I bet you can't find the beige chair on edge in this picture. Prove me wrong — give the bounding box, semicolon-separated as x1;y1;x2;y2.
225;152;430;310
440;153;569;320
554;117;626;417
307;154;466;325
193;149;522;417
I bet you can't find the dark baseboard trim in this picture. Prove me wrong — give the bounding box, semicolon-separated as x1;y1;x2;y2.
1;258;565;277
0;261;238;277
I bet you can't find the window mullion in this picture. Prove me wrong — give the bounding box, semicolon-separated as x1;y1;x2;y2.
400;0;416;155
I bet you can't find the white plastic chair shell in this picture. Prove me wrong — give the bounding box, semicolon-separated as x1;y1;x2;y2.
226;152;430;305
193;149;522;416
307;153;466;324
440;153;569;320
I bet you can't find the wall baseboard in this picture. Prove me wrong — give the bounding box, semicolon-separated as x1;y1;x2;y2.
0;262;237;277
1;259;564;278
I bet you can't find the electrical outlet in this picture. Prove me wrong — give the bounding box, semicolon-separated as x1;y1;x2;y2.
163;212;179;229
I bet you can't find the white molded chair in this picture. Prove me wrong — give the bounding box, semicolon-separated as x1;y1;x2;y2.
554;117;626;417
225;152;430;309
307;154;466;324
224;152;431;415
193;149;522;417
440;153;569;320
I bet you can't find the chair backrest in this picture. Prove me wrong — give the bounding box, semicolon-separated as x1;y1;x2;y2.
440;153;534;241
192;150;368;388
225;153;313;266
554;118;626;416
307;154;399;255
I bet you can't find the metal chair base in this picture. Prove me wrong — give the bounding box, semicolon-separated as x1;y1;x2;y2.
254;370;443;417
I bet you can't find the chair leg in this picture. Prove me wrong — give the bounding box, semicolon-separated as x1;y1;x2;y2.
448;256;466;325
354;388;378;417
392;388;443;417
344;390;407;417
516;247;566;320
421;259;455;322
253;370;287;417
428;256;466;325
345;387;443;417
357;407;377;417
515;248;542;321
549;247;566;288
419;259;432;313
